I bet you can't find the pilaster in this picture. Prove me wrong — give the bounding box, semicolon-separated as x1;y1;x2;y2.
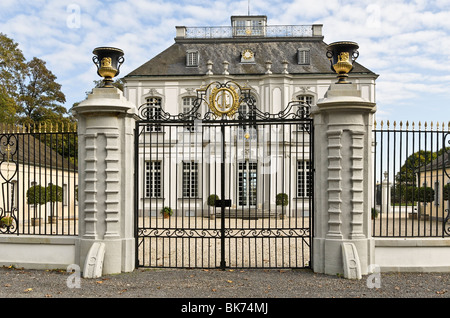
326;129;343;239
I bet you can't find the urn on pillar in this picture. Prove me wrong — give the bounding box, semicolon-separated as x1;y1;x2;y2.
92;47;124;87
326;41;359;84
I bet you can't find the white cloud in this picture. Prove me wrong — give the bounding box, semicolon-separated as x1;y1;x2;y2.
0;0;449;123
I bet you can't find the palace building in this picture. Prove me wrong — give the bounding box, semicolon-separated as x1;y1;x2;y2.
124;15;378;219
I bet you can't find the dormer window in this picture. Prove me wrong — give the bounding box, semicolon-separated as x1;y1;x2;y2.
297;48;310;65
145;97;162;132
186;50;199;67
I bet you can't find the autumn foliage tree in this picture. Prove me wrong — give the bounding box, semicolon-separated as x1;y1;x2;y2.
1;33;77;166
0;33;26;124
17;57;67;124
0;33;68;126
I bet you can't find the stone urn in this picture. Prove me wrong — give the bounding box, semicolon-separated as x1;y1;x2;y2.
92;47;124;87
326;41;359;84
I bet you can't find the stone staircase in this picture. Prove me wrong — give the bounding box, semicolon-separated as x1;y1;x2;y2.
214;208;280;219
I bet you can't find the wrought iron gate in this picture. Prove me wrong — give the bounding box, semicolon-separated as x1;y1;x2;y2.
135;81;313;269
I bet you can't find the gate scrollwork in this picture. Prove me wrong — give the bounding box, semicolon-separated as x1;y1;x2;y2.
137;80;311;123
0;134;18;234
443;133;450;236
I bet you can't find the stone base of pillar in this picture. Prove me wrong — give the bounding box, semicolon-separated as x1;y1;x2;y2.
79;238;135;275
313;237;375;277
83;242;105;278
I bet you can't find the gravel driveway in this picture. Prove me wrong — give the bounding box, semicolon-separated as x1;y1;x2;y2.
1;266;449;300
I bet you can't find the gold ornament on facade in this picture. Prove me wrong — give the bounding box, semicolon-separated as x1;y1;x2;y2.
242;49;254;60
208;86;240;118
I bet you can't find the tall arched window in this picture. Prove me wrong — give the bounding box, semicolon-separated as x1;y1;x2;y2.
182;96;196;113
237;94;258;140
296;94;314;106
145;97;162;132
295;94;314;131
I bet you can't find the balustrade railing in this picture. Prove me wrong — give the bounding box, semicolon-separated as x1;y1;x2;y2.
183;25;315;39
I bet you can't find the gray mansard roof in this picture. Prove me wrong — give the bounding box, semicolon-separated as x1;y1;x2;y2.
125;22;376;78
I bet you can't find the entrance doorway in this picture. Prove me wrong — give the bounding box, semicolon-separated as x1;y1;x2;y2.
238;160;257;208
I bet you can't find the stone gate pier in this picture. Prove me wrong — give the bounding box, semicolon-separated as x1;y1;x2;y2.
72;86;137;276
311;82;376;278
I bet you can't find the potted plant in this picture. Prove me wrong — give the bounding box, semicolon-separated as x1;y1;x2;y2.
416;186;434;220
26;185;46;226
0;216;13;228
207;194;219;219
160;206;173;219
371;208;379;220
444;184;450;202
276;193;289;219
46;183;62;223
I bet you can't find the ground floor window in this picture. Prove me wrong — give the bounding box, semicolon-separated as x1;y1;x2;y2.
238;161;257;207
145;161;162;198
182;161;198;198
297;160;311;198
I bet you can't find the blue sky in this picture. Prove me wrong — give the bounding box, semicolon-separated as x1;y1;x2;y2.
1;0;450;125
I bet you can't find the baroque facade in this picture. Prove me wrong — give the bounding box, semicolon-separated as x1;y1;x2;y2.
124;15;378;218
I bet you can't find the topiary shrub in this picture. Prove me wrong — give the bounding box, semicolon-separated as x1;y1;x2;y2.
276;193;289;206
27;185;46;206
207;194;219;207
416;186;434;203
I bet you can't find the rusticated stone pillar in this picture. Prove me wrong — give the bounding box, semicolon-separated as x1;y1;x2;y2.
311;83;376;278
72;87;137;275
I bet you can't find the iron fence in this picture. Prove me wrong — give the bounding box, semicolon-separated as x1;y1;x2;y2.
373;120;450;237
0;123;78;236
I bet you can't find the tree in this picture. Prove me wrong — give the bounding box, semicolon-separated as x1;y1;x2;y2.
17;57;67;124
444;184;450;202
26;185;47;206
46;183;63;217
26;185;47;220
416;186;434;203
395;150;437;186
207;194;219;207
0;33;68;125
0;33;27;124
276;193;289;206
276;193;289;218
0;86;18;124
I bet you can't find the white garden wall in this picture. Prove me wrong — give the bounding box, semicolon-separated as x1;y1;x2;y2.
0;235;78;270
